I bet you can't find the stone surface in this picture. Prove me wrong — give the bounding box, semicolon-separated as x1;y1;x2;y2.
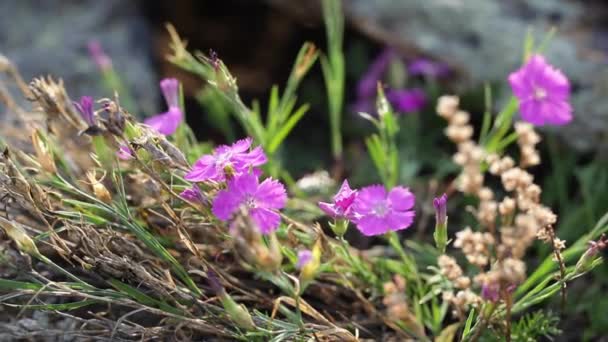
0;0;158;116
348;0;608;152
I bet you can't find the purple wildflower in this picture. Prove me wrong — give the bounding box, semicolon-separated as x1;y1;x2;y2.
386;88;427;113
318;180;358;220
408;58;449;78
144;78;183;135
117;144;134;160
433;193;448;227
508;54;573;126
357;49;396;99
296;250;313;270
180;185;206;204
73;96;96;126
87;40;112;71
351;185;415;236
212;173;287;234
185;137;267;183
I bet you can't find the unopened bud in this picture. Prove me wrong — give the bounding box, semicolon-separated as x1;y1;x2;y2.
0;217;39;256
575;235;607;274
298;240;322;287
330;218;349;237
207;270;255;330
433;194;448;253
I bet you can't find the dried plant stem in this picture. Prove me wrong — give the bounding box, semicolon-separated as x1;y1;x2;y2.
548;227;567;314
505;291;513;342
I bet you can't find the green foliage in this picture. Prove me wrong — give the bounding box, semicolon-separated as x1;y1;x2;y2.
508;311;562;342
321;0;346;159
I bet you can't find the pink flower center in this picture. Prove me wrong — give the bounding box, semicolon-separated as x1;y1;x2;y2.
533;87;547;100
373;201;389;217
245;196;257;209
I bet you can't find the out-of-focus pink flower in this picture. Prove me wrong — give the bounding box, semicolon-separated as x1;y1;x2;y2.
351;185;415;236
357;49;396;99
408;58;449;78
508;54;572;126
117;144;134;160
87;40;112;71
386;88;427;113
212;173;287;234
144;78;183;135
296;250;313;269
185;137;267;183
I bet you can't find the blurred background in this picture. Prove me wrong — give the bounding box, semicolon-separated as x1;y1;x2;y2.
2;0;608;339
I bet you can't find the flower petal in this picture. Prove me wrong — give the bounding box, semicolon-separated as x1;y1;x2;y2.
318;202;339;218
250;207;281;234
353;185;387;216
386;211;415;232
212;188;241;221
388;187;415;211
255;178;287;209
355;215;388;236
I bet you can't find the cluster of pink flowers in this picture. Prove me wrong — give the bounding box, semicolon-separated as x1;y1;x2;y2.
319;180;416;236
185;137;286;235
185;138;266;183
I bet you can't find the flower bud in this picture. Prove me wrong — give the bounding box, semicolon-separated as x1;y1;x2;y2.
329;219;349;237
575;235;607;275
207;270;255;330
298;240;322;287
433;194;448;253
0;217;40;257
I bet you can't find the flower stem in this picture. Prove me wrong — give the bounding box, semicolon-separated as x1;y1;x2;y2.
387;231;419;281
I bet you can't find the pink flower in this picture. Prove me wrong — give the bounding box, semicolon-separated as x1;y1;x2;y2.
296;250;313;269
408;58;449;78
212;173;287;234
117;144;134;160
185;137;267;183
87;40;112;71
318;180;358;220
144;78;183;135
508;54;573;126
351;185;415;236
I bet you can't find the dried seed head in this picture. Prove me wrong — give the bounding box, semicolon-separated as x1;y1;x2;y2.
451;111;470;125
499;197;516;216
437;95;459;119
86;170;112;204
445;124;473;143
438;254;463;280
30;129;56;174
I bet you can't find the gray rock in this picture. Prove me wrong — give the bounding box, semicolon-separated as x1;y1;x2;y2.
0;0;158;116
